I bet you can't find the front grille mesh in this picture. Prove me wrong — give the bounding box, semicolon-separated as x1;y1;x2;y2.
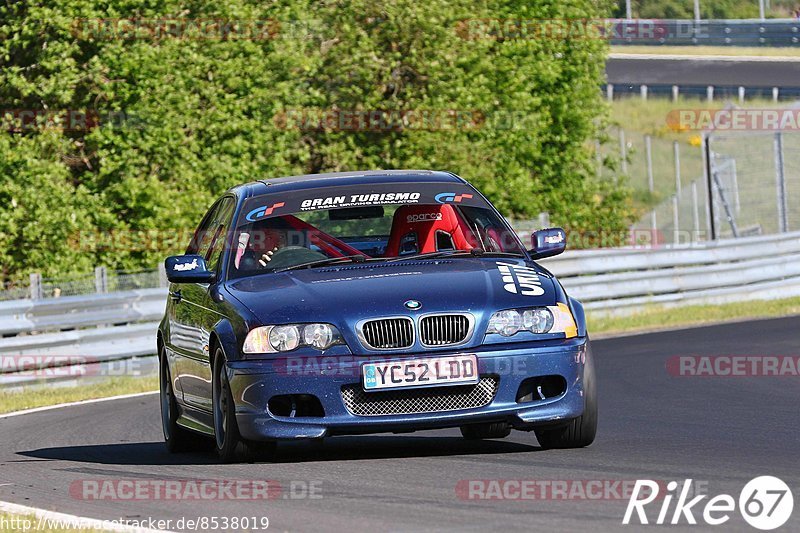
341;376;499;416
361;318;414;349
420;314;470;346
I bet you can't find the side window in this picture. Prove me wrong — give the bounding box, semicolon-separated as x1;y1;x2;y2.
185;197;235;273
205;198;235;273
186;201;223;256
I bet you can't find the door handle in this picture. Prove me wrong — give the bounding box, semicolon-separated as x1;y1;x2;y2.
169;290;182;303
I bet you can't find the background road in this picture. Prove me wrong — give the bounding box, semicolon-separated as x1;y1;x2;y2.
1;317;798;532
606;56;800;87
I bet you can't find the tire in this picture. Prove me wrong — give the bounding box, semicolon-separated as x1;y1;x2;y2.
460;421;511;440
212;349;276;462
212;349;249;462
535;341;598;449
159;347;196;453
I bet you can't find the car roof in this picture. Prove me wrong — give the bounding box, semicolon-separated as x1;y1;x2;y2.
228;170;467;199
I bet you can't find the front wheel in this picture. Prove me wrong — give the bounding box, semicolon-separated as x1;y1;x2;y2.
535;341;598;449
212;349;276;463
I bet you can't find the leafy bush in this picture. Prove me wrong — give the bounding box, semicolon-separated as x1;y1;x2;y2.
0;0;631;282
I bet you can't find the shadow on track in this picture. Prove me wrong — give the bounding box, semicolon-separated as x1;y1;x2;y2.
19;435;542;465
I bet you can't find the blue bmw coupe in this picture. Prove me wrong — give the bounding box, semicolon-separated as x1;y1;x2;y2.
159;170;596;462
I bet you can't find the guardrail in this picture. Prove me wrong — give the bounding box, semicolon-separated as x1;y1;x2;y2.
609;19;800;47
2;230;800;387
540;230;800;312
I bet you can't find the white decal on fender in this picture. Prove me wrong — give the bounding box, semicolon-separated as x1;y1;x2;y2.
497;261;544;296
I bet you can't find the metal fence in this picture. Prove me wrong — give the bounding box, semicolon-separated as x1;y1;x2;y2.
1;266;168;302
707;130;800;237
605;84;800;103
634;129;800;244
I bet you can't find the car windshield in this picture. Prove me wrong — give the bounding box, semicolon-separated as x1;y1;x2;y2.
228;182;525;278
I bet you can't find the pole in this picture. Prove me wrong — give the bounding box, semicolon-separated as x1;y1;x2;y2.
619;129;627;175
692;180;700;242
672;195;680;244
626;0;632;19
774;132;789;232
94;266;108;294
703;133;717;240
646;135;654;194
29;272;43;300
694;0;701;20
673;141;681;196
651;210;658;239
759;0;765;21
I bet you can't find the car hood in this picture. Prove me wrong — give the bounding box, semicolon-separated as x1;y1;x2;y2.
226;258;558;353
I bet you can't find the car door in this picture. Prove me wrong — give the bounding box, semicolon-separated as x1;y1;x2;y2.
169;197;235;411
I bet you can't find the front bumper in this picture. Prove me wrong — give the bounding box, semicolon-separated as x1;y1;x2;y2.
227;337;589;441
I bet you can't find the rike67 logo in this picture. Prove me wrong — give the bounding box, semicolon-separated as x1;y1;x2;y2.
624;477;794;530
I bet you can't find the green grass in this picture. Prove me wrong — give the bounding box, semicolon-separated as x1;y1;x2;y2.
0;375;158;415
588;296;800;336
611;45;800;58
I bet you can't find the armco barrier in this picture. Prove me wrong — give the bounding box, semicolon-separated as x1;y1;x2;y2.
539;230;800;313
609;19;800;47
2;230;800;386
0;288;165;336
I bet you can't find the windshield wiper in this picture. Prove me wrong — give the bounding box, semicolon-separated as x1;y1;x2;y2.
273;254;376;273
386;249;523;263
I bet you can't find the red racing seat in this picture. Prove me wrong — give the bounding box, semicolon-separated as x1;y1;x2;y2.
384;204;477;257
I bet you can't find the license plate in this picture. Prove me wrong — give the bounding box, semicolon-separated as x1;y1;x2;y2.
362;354;478;391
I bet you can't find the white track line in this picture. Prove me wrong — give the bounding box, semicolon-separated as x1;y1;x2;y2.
609;52;800;62
0;500;176;533
0;391;157;420
1;392;167;531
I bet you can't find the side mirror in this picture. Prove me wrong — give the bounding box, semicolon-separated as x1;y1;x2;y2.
165;255;216;284
529;227;567;259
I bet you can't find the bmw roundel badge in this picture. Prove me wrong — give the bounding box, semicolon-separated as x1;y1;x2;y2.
404;300;422;310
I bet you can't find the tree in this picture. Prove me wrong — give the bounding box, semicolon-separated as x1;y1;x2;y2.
0;0;631;283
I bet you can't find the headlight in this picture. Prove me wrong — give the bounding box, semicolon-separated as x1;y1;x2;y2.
522;308;554;333
486;303;577;339
303;323;334;350
243;323;343;354
269;325;300;352
487;310;522;337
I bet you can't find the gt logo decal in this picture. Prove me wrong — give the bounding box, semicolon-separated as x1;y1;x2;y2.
246;202;285;222
497;261;544;296
435;192;473;204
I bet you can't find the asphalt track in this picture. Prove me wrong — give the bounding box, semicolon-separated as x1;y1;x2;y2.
1;316;798;532
606;56;800;87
